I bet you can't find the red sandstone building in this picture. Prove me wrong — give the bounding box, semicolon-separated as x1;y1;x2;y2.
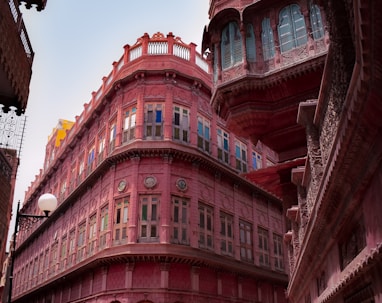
12;32;288;303
204;0;382;303
10;0;382;302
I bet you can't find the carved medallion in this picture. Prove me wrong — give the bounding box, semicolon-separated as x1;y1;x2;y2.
176;178;187;192
117;180;127;192
144;176;157;189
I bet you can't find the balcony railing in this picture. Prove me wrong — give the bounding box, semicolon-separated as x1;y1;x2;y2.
6;0;34;64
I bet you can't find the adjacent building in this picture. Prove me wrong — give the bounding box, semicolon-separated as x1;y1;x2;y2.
203;0;382;303
284;0;382;302
9;0;382;302
12;32;289;303
0;0;48;300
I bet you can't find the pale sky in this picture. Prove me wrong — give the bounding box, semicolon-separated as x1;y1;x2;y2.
9;0;210;246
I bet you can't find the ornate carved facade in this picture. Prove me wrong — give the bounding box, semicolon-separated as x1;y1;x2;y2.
12;33;288;303
285;0;382;302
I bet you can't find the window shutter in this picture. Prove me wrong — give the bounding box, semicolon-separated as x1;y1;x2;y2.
279;7;294;52
246;23;256;62
262;18;275;60
310;4;324;40
292;4;307;46
232;22;243;64
221;26;231;69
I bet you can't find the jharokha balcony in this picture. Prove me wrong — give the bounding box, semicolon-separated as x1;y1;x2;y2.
203;1;329;158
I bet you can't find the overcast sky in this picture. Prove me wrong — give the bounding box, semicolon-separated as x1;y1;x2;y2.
9;0;210;245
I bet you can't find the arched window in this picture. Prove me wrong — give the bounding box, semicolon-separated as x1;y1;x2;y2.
261;18;275;60
278;4;307;52
221;21;243;69
310;4;324;40
246;23;256;62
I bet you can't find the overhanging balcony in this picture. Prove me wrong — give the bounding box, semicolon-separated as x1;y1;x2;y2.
0;0;34;115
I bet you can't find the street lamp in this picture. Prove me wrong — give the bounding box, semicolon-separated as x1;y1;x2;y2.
7;193;58;303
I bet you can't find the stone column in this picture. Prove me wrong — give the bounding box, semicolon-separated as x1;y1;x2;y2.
240;21;249;70
128;156;140;243
211;35;222;82
160;155;172;243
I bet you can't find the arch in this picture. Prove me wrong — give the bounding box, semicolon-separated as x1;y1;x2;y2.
278;4;307;52
221;21;243;69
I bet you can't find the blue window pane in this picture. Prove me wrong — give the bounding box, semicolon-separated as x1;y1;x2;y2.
236;145;241;158
224;139;229;150
156;110;162;122
198;121;203;135
205;126;210;140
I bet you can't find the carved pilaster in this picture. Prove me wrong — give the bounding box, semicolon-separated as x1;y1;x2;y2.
160;262;170;288
191;266;200;291
298;100;322;214
125;262;135;289
306;122;323;191
292;221;300;261
292;167;309;244
297;184;308;244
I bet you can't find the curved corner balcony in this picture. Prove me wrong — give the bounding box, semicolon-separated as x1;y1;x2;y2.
94;32;210;103
204;2;329;155
24;32;212;204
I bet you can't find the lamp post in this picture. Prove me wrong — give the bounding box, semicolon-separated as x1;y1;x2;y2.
7;193;58;303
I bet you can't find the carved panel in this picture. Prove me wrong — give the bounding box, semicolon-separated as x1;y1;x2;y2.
221;193;234;211
221;64;245;83
281;45;308;66
258;210;269;226
173;87;190;104
145;85;165;99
